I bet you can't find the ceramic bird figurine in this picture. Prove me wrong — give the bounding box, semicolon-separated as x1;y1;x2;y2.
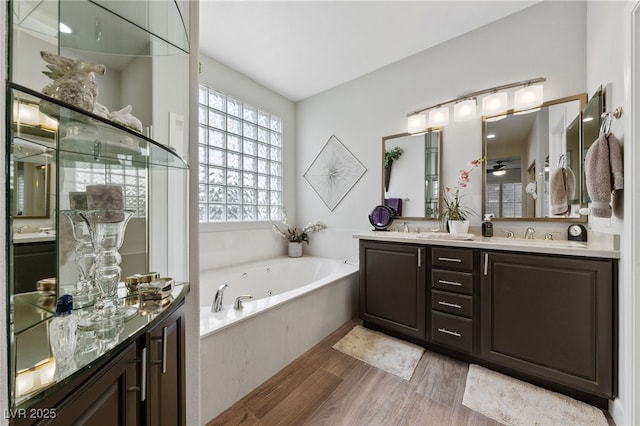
40;51;106;113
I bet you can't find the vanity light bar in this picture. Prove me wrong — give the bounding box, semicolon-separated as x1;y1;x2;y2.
406;77;546;133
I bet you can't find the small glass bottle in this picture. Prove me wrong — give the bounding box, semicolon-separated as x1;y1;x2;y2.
49;294;78;366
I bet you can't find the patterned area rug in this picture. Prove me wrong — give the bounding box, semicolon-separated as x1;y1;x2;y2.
463;364;608;426
332;325;424;380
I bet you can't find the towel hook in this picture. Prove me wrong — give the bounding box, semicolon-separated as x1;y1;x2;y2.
557;154;566;168
600;112;613;136
600;107;623;136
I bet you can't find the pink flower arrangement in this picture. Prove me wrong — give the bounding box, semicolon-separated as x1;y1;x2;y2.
441;157;485;222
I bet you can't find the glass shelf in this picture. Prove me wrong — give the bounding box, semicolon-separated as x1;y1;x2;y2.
9;84;188;170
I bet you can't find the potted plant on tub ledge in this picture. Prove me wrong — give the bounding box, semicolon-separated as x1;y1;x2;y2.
273;214;327;257
439;157;484;234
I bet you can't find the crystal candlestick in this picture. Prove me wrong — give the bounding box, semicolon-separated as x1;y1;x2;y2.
81;210;135;325
62;211;98;308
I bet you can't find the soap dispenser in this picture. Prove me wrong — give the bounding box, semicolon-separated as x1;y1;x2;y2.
482;214;494;237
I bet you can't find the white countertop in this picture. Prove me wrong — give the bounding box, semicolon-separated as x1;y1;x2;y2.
353;231;620;259
13;232;56;244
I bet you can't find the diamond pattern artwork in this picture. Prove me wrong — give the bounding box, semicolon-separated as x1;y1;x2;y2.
303;135;366;211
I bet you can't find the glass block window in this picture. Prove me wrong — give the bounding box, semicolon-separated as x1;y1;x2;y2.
486;182;522;218
198;85;283;223
74;164;147;217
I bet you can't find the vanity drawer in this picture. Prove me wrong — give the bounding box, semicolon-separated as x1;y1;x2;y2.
432;247;474;271
432;269;473;295
432;290;472;318
432;311;473;353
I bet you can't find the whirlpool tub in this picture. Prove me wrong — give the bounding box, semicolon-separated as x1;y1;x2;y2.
199;256;358;421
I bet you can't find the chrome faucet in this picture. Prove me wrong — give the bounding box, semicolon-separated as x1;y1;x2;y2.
212;284;228;312
525;227;536;240
503;229;515;238
234;295;253;310
544;232;558;241
401;222;409;233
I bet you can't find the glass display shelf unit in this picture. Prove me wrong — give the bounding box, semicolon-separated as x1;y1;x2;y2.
11;283;189;408
12;0;189;57
9;83;188;170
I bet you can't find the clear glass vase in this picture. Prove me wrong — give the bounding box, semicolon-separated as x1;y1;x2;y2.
62;211;99;308
81;210;136;326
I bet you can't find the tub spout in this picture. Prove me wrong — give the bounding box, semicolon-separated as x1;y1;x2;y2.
212;284;228;312
234;295;253;310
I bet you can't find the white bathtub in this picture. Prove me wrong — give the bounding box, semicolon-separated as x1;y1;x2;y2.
199;256;358;422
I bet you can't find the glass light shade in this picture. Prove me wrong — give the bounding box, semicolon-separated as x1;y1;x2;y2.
429;107;449;127
514;85;543;111
453;99;477;122
492;169;507;177
482;92;508;116
407;114;427;134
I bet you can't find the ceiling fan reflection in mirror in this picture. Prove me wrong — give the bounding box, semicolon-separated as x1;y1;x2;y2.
489;160;507;176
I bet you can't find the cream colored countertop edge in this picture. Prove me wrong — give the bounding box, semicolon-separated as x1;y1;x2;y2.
353;231;620;259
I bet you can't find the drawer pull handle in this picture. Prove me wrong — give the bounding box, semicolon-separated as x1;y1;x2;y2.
438;301;462;309
437;328;461;337
438;279;462;287
438;257;462;263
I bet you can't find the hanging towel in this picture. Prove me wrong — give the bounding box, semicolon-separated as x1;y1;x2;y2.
585;133;624;218
550;167;576;215
384;198;402;216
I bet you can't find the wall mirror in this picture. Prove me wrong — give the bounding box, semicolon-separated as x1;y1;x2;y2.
11;148;52;218
482;94;587;221
381;129;441;219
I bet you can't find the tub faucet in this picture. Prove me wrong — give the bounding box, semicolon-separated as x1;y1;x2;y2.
234;295;253;310
525;227;536;240
212;284;228;312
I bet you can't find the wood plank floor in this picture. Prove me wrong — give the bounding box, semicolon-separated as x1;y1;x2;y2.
207;320;612;426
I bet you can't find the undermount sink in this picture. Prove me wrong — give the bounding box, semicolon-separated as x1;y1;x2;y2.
488;237;587;249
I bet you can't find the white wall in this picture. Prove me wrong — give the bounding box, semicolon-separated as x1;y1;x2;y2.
586;2;636;425
296;1;586;261
198;54;296;271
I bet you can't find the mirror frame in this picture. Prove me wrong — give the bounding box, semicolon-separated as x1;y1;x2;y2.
481;93;588;222
381;128;443;220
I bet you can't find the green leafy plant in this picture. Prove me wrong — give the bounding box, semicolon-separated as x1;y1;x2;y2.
439;157;485;224
384;147;404;168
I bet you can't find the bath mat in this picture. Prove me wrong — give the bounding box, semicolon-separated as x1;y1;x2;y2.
462;364;608;426
332;325;424;380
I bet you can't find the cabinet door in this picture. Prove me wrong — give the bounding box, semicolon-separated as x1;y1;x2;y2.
481;251;613;397
47;342;140;425
359;241;426;338
145;303;186;426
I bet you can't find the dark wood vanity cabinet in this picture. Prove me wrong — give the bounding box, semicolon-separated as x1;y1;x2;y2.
45;342;140;425
359;240;427;339
480;251;615;398
13;241;56;294
430;247;476;354
144;303;186;426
